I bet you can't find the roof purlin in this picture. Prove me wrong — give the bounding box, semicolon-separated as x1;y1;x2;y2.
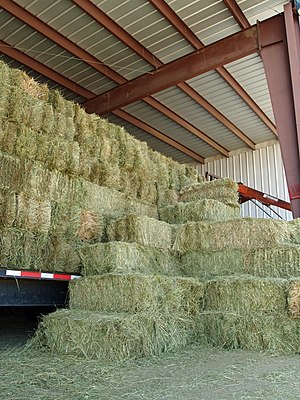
149;0;277;136
73;0;254;149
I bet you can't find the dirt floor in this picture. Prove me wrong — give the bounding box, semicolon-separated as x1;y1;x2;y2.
1;311;300;400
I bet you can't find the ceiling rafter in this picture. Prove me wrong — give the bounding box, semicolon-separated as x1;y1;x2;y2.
73;0;254;149
0;41;205;163
222;0;251;29
112;109;204;163
149;0;277;136
83;17;284;115
0;0;228;157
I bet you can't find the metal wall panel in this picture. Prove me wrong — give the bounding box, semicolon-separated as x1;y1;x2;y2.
199;142;293;220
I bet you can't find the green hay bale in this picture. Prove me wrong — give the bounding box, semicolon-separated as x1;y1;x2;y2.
181;245;300;280
0;227;33;269
0;188;16;227
288;281;300;318
38;309;194;360
288;218;300;244
125;197;158;219
197;311;300;354
246;245;300;278
107;214;174;249
14;192;51;233
40;235;81;273
204;276;289;315
0;120;18;154
50;203;104;243
70;274;204;317
0;61;11;121
79;242;181;276
179;178;239;206
173;218;291;252
0;228;81;273
159;199;240;224
180;249;245;279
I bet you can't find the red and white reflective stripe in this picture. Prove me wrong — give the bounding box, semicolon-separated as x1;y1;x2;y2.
0;269;80;281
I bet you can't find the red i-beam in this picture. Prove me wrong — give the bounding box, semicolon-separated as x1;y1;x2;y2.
260;2;300;218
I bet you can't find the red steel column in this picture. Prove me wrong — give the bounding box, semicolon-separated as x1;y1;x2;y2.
260;4;300;218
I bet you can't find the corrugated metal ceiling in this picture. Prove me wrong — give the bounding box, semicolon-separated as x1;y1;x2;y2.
0;0;288;163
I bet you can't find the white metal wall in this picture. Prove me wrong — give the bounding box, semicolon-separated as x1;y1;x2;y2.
199;142;293;220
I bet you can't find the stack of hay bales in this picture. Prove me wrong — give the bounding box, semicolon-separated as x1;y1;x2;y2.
0;60;202;274
39;274;205;360
3;60;300;360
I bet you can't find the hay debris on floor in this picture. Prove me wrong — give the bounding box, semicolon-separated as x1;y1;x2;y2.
37;309;195;360
173;218;291;252
69;274;205;317
107;214;174;249
179;178;239;206
79;241;181;276
159;199;240;224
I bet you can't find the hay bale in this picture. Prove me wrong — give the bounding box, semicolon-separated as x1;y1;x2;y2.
15;192;51;233
38;309;194;360
288;218;300;244
180;249;245;280
108;214;174;249
159;199;240;224
179;178;239;206
0;189;16;227
288;281;300;318
173;218;291;252
79;242;181;276
204;276;289;314
70;274;204;317
50;203;104;243
247;245;300;278
0;228;81;273
0;227;33;269
197;311;300;354
180;245;300;279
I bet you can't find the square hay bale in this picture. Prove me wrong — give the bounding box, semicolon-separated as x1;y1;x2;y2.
180;249;245;279
173;218;291;252
179;178;239;206
181;245;300;280
288;218;300;244
288;281;300;318
107;214;174;249
0;227;33;269
79;242;181;276
70;274;205;317
159;199;240;224
50;203;105;243
15;192;51;234
197;311;300;354
246;245;300;278
0;228;81;273
38;309;194;360
0;189;16;227
203;276;289;315
125;198;158;219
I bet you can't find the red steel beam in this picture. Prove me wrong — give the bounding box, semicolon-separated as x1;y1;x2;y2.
0;40;95;99
113;109;204;163
0;0;126;85
84;15;284;115
222;0;250;29
260;4;300;217
1;0;227;156
73;0;253;149
149;0;276;136
0;43;205;162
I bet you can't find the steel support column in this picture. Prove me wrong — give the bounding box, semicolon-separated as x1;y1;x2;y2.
260;3;300;217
